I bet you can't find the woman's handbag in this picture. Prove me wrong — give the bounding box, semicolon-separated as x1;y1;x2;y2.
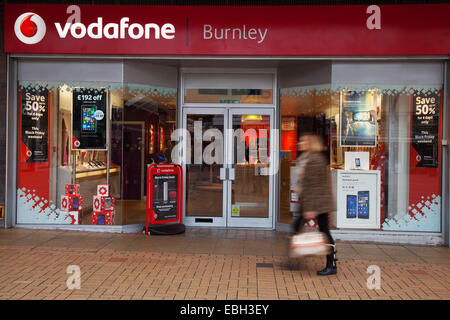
289;231;331;257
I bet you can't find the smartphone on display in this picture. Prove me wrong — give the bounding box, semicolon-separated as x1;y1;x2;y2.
81;105;97;133
104;197;112;210
98;214;105;225
346;195;357;218
72;197;79;210
163;181;168;202
357;191;370;219
154;183;164;202
355;158;361;169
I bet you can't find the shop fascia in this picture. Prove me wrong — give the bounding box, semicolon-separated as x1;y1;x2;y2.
55;17;176;40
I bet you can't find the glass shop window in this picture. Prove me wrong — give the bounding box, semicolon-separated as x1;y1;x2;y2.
280;79;443;233
16;80;177;227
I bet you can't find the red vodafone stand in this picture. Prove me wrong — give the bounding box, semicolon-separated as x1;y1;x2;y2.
92;184;115;225
61;184;83;224
145;164;185;235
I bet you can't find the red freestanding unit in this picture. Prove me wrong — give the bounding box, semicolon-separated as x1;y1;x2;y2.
146;164;184;235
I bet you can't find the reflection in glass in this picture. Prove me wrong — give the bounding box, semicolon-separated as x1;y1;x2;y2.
185;114;224;217
279;89;332;224
231;115;270;218
114;84;177;225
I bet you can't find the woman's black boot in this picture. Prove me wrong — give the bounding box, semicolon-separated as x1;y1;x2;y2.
317;246;337;276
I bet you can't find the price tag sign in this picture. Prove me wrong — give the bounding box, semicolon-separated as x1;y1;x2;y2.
21;87;49;162
412;92;440;168
72;88;107;150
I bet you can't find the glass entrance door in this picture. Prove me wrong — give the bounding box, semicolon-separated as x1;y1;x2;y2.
182;107;274;228
183;109;227;227
226;109;274;228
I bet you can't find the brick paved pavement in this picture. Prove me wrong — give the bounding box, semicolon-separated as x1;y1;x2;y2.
0;228;449;300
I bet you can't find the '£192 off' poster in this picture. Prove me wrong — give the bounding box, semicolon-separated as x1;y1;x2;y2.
21;87;49;162
72;87;107;150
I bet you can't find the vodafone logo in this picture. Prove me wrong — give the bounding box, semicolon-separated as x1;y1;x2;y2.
55;18;175;40
14;12;46;44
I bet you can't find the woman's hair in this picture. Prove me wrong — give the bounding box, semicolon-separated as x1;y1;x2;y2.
301;133;325;152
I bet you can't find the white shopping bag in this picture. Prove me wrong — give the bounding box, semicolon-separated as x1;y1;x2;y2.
289;231;331;257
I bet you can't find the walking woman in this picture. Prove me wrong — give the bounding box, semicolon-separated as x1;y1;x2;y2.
292;133;337;276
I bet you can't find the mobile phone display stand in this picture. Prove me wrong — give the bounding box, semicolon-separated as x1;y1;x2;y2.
92;184;115;225
61;184;83;224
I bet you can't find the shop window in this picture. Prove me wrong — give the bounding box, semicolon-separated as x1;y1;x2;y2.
280;75;443;233
16;79;177;226
279;85;332;225
116;84;177;225
17;81;122;225
329;85;442;232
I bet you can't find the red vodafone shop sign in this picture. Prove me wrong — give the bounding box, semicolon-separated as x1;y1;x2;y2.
4;4;450;55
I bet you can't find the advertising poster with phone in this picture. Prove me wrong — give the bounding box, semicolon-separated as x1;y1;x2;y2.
72;88;107;150
336;170;380;229
152;174;178;222
411;92;440;168
21;87;49;162
339;90;379;147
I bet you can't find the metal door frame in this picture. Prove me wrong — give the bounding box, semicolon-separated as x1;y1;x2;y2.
182;107;275;228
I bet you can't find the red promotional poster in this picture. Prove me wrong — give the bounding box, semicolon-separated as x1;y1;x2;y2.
18;86;50;201
409;90;442;223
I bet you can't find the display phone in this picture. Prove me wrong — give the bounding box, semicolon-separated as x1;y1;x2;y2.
163;181;168;202
72;197;79;210
355;158;361;169
81;105;97;134
154;183;164;202
153;184;159;202
68;185;74;195
104;197;112;210
357;191;370;219
346;195;357;218
98;214;105;225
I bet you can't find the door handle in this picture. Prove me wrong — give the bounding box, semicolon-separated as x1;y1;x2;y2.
229;168;235;181
220;167;227;180
220;168;235;181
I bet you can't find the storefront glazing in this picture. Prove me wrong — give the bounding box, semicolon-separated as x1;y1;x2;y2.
10;58;446;236
15;60;177;226
279;61;445;233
